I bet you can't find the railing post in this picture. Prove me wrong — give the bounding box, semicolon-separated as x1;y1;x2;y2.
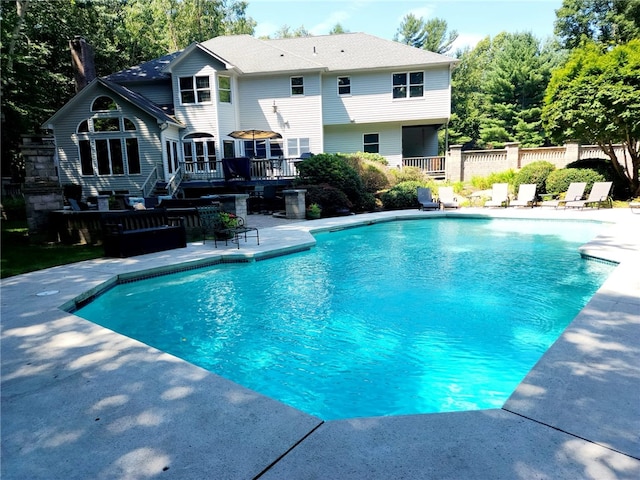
446;145;463;182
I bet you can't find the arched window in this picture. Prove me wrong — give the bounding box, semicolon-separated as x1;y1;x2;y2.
182;133;216;173
77;120;89;133
92;96;118;111
76;114;141;176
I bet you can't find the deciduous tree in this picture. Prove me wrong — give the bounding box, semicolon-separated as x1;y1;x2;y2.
554;0;640;49
543;41;640;196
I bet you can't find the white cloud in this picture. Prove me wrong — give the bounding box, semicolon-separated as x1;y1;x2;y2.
450;32;486;52
310;10;351;35
254;21;280;38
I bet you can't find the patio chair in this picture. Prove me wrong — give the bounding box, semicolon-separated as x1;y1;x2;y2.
565;181;613;209
508;184;537;208
417;187;439;210
484;183;509;207
541;182;586;209
196;204;222;244
438;186;459;209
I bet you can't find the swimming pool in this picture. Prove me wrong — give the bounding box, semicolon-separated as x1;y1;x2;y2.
76;218;614;420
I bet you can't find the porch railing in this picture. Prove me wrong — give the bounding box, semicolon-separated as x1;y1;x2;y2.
180;157;301;181
165;166;184;196
140;165;161;197
402;156;446;178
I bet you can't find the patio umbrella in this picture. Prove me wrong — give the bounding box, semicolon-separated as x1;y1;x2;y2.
228;129;282;141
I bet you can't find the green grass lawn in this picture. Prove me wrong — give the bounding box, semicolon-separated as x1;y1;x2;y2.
1;220;103;278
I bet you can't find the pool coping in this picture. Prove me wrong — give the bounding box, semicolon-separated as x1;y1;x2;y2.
2;208;639;479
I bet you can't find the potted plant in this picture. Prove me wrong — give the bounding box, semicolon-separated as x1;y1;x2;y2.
306;203;322;219
214;211;239;239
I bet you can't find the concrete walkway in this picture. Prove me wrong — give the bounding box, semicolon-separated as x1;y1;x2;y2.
2;208;639;479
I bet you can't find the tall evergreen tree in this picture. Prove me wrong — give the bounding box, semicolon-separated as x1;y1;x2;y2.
394;14;458;54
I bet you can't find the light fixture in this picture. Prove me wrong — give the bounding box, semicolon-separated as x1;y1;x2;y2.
272;101;278;113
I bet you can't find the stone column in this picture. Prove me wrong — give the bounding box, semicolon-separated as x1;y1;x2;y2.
446;145;463;182
283;189;307;219
505;142;520;170
564;141;580;166
21;135;64;241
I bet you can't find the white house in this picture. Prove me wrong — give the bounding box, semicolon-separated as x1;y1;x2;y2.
43;33;457;199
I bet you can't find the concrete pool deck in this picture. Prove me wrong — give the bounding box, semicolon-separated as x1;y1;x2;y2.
1;208;639;479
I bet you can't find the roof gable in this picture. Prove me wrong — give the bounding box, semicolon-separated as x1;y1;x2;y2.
42;78;182;130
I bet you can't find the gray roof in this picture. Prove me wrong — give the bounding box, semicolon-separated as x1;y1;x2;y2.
199;33;456;74
98;78;182;126
104;33;457;84
104;50;182;83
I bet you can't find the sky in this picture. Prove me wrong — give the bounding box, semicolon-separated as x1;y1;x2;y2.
246;0;564;51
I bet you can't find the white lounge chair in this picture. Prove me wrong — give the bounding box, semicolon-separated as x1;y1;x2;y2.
438;186;458;209
417;187;439;210
566;181;613;209
484;183;509;207
541;182;586;208
509;184;537;208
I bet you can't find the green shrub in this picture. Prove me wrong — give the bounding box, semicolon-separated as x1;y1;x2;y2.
566;158;627;199
347;151;388;165
1;197;26;221
380;181;424;210
470;170;516;190
344;154;392;193
295;153;370;212
514;161;555;194
389;166;428;185
301;183;353;216
545;168;606;195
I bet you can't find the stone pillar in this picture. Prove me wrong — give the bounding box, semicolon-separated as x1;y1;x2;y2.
446;145;463;182
283;189;307;219
505;142;520;169
564;141;580;166
232;194;249;222
21;135;64;241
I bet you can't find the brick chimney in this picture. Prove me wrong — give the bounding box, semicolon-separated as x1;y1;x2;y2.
70;36;96;93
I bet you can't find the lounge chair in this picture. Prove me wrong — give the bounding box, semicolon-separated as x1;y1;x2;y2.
484;183;509;207
541;182;586;208
508;184;537;208
438;186;459;209
417;187;439;210
566;181;613;209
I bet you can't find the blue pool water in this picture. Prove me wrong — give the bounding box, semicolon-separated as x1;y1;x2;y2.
77;218;614;420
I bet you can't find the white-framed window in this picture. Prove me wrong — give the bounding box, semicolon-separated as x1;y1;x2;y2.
363;133;379;153
76;116;140;176
218;75;231;103
287;138;310;157
338;76;351;95
392;71;424;99
179;75;211;104
223;140;235;158
290;76;304;96
182;133;216;172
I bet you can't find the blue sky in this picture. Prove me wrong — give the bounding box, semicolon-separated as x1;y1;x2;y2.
247;0;564;51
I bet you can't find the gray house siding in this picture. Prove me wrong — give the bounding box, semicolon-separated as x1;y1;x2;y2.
322;67;451;126
53;83;163;197
171;50;223;139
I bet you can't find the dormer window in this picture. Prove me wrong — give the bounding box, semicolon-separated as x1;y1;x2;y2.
180;76;211;104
